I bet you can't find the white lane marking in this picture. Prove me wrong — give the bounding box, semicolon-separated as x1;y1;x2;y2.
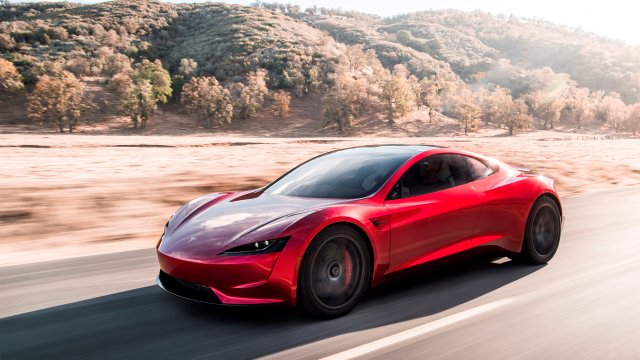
320;298;513;360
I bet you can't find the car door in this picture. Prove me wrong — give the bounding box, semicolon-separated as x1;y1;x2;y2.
385;154;483;273
466;155;527;254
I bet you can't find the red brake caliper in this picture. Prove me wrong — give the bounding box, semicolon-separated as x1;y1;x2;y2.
344;248;353;288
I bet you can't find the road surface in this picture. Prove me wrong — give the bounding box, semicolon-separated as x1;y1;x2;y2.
2;188;639;359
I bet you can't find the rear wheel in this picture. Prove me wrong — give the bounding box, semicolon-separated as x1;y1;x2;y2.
298;225;370;318
517;196;561;264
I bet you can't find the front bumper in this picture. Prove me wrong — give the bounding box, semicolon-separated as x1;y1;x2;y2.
157;270;221;304
156;249;293;305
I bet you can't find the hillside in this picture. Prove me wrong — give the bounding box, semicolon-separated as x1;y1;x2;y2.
385;10;640;103
149;3;336;87
299;9;640;103
1;1;639;136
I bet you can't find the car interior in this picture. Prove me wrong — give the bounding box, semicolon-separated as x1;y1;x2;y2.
391;154;476;199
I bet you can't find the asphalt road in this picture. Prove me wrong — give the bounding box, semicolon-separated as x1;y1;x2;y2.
2;188;640;359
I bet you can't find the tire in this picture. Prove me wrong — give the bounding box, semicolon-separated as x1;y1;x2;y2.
517;196;562;264
298;225;371;319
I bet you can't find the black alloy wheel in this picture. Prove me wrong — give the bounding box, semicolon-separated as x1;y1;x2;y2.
299;225;370;318
518;196;562;264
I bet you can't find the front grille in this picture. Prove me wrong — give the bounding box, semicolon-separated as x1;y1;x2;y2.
157;271;221;304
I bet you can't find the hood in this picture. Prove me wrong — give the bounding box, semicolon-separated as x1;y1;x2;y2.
158;191;341;260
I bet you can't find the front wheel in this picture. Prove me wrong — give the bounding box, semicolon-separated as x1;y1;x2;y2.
517;196;562;264
298;225;371;319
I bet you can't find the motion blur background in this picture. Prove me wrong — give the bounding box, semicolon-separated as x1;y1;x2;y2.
1;0;639;359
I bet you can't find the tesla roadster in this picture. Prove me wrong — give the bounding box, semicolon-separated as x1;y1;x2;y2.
156;145;562;318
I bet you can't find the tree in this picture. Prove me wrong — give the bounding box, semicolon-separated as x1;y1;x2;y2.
135;59;172;107
624;103;640;135
109;72;133;94
378;65;415;125
234;69;268;120
396;30;412;44
566;87;594;129
27;71;88;133
408;75;423;109
527;90;564;129
64;53;93;77
419;76;444;123
342;45;367;72
481;86;511;126
178;58;198;77
103;53;132;77
322;71;368;131
181;76;233;127
455;101;481;135
304;64;323;93
122;80;156;129
272;90;291;117
169;59;197;103
99;29;119;48
114;59;171;129
600;94;628;132
0;58;23;97
503;98;531;136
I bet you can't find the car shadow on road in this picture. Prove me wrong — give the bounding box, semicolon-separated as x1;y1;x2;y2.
1;254;544;360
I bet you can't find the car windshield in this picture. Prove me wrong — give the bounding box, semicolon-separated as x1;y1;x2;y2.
264;147;415;199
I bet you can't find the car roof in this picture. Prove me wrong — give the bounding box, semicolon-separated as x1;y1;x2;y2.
333;144;444;156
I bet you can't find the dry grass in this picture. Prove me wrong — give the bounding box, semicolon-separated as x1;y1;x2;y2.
1;132;639;266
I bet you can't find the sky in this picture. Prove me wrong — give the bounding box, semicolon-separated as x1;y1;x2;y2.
15;0;640;45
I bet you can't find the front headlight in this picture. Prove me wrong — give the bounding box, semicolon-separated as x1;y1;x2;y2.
220;236;290;255
158;216;172;244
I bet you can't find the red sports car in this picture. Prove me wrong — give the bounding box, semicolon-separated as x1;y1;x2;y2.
156;145;562;318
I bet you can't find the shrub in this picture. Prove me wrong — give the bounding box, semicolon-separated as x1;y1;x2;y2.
0;58;24;96
271;90;290;116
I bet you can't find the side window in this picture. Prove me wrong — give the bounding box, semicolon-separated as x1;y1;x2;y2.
388;154;470;199
465;156;494;181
